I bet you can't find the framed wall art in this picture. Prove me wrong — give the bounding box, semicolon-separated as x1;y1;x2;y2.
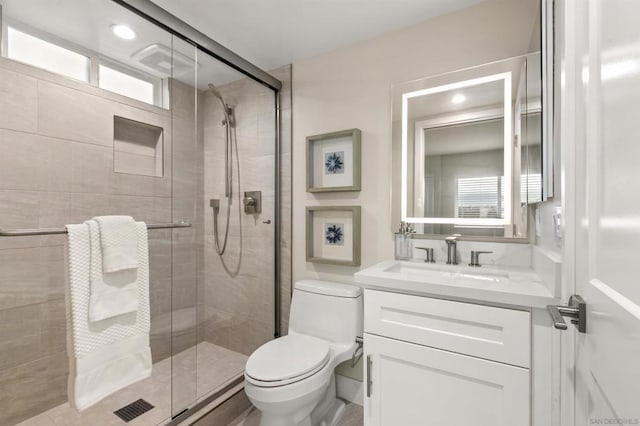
306;128;361;192
305;206;361;266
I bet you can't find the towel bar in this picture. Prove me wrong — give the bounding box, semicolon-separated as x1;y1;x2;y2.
0;221;191;237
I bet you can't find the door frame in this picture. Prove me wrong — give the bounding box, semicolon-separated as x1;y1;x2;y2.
556;0;584;425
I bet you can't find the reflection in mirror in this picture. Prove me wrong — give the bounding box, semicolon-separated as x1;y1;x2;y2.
393;53;543;238
407;75;511;227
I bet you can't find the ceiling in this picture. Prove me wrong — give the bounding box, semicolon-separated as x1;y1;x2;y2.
150;0;488;71
0;0;250;87
0;0;488;89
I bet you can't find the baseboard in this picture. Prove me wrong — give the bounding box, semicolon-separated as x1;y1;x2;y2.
336;374;363;406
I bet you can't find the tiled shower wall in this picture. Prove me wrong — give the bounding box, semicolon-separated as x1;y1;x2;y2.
0;58;201;425
200;65;292;355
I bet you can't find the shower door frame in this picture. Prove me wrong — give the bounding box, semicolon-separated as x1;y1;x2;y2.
110;0;284;423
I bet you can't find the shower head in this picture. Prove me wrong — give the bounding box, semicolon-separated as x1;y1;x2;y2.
208;83;235;128
207;83;224;101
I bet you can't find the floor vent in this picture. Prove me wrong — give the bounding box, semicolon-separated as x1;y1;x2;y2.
114;399;154;422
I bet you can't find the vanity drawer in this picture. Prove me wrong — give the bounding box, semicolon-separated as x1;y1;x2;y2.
364;289;530;367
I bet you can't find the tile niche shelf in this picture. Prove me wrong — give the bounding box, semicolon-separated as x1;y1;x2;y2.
113;116;164;177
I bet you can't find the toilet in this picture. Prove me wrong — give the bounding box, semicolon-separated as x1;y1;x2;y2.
244;280;363;426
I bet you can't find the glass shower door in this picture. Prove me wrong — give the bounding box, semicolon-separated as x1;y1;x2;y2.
0;0;202;424
169;36;199;418
0;0;278;422
191;50;278;408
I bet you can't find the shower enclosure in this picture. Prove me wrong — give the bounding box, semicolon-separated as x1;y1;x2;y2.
0;0;289;424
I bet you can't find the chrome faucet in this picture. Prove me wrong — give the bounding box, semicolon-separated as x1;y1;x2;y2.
416;247;435;263
469;251;493;267
445;234;460;265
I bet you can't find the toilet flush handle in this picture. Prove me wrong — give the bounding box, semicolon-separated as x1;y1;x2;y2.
351;336;364;367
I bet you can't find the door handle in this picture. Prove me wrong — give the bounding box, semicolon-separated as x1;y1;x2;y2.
547;294;587;333
366;355;373;398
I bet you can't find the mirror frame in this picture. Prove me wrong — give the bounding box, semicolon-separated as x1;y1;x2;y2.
541;0;554;200
401;72;513;226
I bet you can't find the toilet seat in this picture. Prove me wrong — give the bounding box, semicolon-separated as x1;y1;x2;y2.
245;334;331;387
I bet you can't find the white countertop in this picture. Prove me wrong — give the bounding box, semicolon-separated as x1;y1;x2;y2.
354;260;559;309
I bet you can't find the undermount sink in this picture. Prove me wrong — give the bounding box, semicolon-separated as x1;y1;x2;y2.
383;261;509;282
354;255;558;310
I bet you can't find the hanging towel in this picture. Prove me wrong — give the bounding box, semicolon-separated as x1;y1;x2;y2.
65;222;151;411
86;220;139;322
93;215;139;273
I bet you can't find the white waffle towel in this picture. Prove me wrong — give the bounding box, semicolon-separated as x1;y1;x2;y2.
87;220;139;322
65;222;151;411
93;215;139;273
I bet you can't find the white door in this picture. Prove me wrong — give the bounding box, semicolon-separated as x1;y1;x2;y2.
566;0;640;424
363;334;529;426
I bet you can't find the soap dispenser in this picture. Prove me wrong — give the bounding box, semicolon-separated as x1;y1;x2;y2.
394;222;414;260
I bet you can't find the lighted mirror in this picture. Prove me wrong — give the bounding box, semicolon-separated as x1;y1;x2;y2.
404;72;513;225
392;53;546;238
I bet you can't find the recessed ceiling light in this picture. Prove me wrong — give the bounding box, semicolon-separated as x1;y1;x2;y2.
451;94;466;105
112;24;136;40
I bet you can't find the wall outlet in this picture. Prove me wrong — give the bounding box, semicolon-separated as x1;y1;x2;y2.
553;206;563;244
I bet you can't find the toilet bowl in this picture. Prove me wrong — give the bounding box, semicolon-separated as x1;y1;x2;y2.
244;280;363;426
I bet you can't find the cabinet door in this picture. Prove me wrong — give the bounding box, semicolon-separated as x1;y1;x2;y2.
364;334;530;426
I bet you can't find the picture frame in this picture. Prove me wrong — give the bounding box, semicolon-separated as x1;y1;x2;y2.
306;206;361;266
306;128;361;192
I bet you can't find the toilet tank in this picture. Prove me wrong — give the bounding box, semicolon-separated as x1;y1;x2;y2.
289;280;363;344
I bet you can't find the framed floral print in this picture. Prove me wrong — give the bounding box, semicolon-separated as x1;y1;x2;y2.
306;128;361;192
305;206;361;266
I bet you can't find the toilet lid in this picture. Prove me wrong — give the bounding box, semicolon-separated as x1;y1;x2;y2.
245;334;330;384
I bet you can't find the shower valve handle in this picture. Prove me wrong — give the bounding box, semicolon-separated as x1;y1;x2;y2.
243;191;262;214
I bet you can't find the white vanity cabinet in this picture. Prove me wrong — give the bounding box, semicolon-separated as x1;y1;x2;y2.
363;289;532;426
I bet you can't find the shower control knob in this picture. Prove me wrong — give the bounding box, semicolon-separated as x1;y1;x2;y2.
243;191;262;214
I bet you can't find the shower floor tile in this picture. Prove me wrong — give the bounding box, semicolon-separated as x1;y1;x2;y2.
16;342;248;426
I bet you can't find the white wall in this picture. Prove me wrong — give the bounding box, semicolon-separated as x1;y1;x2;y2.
292;0;541;284
534;187;562;254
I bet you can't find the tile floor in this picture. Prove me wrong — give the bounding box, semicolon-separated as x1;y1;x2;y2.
16;342;247;426
229;402;364;426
